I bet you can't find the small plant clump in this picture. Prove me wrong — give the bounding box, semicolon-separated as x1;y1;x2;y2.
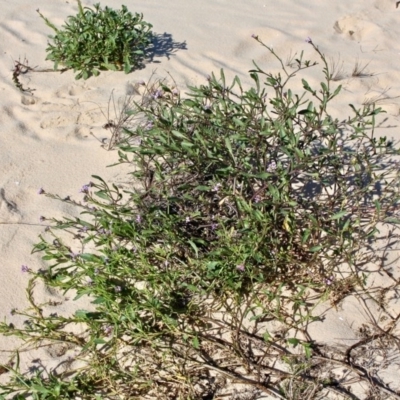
1;38;400;399
37;0;153;80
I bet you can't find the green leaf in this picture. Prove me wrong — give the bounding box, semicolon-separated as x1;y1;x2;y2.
95;190;110;200
101;63;118;71
310;245;322;252
192;336;200;349
330;210;347;220
188;240;199;258
287;338;300;347
172;130;188;139
91;297;106;304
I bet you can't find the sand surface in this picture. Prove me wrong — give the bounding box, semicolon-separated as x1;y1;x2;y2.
1;0;400;398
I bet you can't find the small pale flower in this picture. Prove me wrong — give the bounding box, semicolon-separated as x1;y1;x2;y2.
251;34;258;39
145;121;154;130
236;264;245;272
136;214;142;224
305;37;312;44
185;216;191;223
104;325;113;335
115;285;122;293
325;276;334;286
39;216;46;222
210;222;218;230
212;183;222;192
37;187;45;195
267;161;277;172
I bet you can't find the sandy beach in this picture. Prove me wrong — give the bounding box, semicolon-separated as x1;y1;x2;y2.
1;0;400;398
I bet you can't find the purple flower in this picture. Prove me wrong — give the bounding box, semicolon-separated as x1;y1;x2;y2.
152;89;164;99
79;184;90;194
145;121;154;130
305;37;312;44
135;214;142;224
39;216;46;222
210;222;218;231
21;265;30;273
251;34;258;39
254;195;261;203
37;187;45;195
236;264;245;272
172;88;179;96
137;80;146;86
325;276;334;286
104;325;113;335
69;252;79;260
212;183;222;192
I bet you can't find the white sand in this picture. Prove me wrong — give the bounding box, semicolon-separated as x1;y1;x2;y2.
1;0;400;397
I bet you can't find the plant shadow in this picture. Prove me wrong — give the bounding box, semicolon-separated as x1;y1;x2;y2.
147;32;187;63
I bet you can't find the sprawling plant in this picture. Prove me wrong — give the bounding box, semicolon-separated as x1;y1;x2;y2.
37;0;153;79
1;39;400;399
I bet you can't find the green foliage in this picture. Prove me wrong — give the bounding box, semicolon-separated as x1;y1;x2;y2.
1;39;400;398
37;0;153;79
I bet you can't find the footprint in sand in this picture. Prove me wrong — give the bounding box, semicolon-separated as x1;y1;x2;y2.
373;0;394;11
40;111;79;129
334;15;384;42
56;83;91;98
20;95;36;106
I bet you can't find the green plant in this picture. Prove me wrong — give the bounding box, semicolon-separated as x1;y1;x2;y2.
37;0;153;80
1;37;400;399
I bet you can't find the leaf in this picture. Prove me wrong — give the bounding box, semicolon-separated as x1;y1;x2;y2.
330;210;347;220
95;190;110;200
172;130;188;139
287;338;300;347
384;217;400;224
310;245;322;252
188;240;199;258
192;336;200;349
207;261;219;271
195;185;210;191
302;229;311;244
101;63;118;71
91;297;106;304
225;138;235;163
